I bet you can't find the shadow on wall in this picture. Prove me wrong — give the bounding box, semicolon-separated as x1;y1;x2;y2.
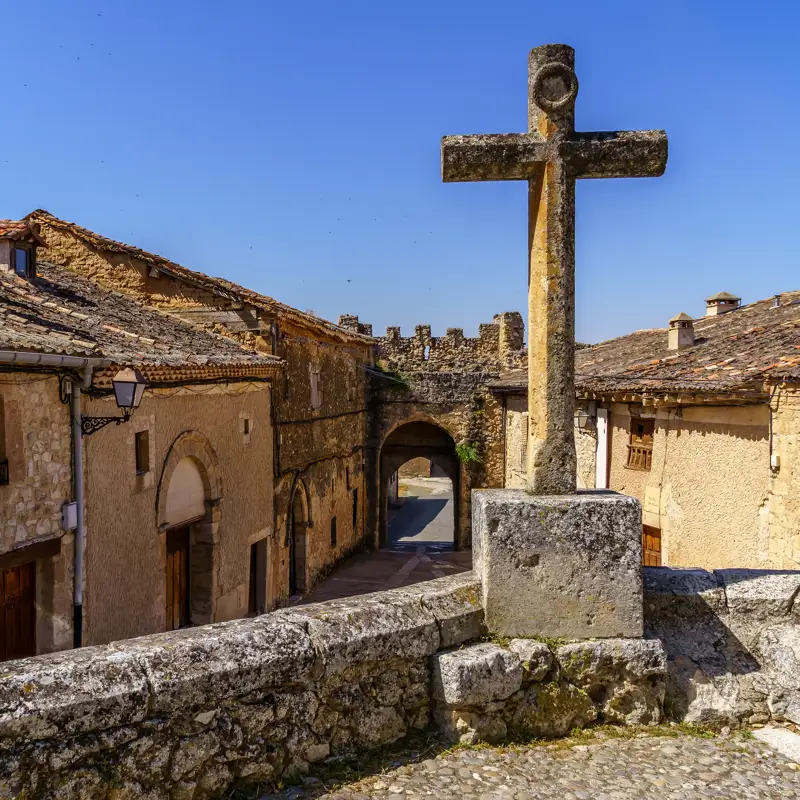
643;567;800;726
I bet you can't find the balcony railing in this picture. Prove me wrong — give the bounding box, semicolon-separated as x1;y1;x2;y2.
0;458;8;486
626;444;652;471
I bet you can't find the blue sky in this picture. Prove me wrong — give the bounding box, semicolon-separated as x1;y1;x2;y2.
4;1;799;343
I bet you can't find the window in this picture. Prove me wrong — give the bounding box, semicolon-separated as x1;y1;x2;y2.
11;245;33;279
423;345;431;361
352;489;358;531
626;418;654;471
243;418;250;436
135;430;150;475
249;539;267;615
330;516;337;548
310;367;321;410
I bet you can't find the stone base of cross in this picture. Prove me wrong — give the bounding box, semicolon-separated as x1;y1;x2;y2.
445;45;667;637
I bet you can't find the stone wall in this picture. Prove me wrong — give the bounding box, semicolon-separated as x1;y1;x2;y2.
373;312;525;374
2;566;800;796
644;566;800;727
0;374;73;655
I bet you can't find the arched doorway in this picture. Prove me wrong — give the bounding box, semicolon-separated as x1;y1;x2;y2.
288;482;309;596
161;456;214;629
379;421;460;550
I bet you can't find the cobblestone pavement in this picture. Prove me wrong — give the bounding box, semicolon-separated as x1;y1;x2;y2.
258;732;800;799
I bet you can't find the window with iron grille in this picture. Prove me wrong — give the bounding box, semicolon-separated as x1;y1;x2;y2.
626;418;654;471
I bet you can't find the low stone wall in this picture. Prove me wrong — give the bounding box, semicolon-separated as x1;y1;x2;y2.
0;574;484;799
643;566;800;727
2;566;800;798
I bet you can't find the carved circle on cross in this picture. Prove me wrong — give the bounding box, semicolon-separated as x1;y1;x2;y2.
531;61;579;112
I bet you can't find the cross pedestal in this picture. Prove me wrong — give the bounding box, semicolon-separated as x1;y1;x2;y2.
444;45;667;637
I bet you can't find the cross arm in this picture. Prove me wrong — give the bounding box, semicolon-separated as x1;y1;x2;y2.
564;130;668;180
441;133;549;182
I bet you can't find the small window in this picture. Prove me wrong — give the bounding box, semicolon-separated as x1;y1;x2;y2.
310;367;321;410
423;345;431;361
330;516;337;548
243;417;250;436
626;418;654;471
352;489;358;530
12;245;33;279
345;466;350;490
135;430;150;474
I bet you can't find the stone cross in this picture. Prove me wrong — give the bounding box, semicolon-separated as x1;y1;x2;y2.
442;44;667;494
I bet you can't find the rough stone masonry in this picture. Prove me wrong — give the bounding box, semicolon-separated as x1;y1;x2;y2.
445;44;667;639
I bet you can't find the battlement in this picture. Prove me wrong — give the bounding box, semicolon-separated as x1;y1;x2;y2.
368;311;526;373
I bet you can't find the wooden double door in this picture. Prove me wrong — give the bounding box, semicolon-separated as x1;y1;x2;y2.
166;527;190;631
1;562;36;662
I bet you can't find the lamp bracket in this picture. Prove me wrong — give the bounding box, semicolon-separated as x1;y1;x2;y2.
80;412;131;437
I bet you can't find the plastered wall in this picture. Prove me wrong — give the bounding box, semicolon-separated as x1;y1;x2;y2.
82;383;274;645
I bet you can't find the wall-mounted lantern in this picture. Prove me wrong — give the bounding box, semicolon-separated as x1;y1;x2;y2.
573;400;597;431
81;367;146;436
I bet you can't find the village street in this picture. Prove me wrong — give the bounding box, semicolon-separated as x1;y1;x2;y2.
300;477;470;604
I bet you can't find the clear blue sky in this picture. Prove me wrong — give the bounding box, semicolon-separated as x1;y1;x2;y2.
4;1;799;343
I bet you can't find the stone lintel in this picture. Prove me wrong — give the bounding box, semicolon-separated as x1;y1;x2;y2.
473;489;643;639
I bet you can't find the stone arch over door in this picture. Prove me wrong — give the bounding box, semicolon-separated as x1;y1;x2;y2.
156;431;222;627
379;420;463;549
287;478;310;596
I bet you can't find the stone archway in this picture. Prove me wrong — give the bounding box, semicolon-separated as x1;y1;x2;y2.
156;431;221;627
287;480;310;596
379;421;461;549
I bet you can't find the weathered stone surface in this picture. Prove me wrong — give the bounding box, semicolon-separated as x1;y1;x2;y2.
508;639;553;681
473;489;643;638
0;646;150;740
556;639;667;724
431;643;522;706
510;679;597;738
442;43;667;494
277;589;440;677
396;572;485;648
758;624;800;724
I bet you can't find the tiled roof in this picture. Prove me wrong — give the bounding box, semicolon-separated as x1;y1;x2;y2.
489;292;800;395
0;261;281;376
0;221;43;244
26;210;374;345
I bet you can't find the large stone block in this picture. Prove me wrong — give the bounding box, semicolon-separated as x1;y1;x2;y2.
431;643;522;706
473;489;643;638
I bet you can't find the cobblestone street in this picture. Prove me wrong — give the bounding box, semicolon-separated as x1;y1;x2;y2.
258;731;800;800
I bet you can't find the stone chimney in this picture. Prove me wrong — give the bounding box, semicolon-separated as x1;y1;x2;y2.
705;292;741;317
668;312;694;350
337;314;373;336
496;311;524;362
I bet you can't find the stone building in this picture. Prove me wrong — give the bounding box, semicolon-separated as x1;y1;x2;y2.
490;291;800;570
26;210;375;605
0;222;281;658
342;313;527;549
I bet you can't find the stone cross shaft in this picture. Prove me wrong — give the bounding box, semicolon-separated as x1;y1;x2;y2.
442;44;667;494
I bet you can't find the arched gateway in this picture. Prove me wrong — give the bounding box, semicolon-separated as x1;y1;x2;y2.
379;421;460;549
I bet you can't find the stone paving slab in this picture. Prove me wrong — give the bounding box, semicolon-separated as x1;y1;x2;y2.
257;732;800;799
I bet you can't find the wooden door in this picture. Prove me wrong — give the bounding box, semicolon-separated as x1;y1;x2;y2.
166;527;190;630
642;525;662;566
1;562;36;661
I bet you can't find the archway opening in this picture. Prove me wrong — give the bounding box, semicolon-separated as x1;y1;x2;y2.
379;421;459;551
162;456;213;629
288;484;309;596
389;457;454;550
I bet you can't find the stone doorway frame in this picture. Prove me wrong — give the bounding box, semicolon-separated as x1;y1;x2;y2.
287;479;310;596
156;431;221;627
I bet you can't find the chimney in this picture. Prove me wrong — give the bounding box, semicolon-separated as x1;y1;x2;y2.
705;291;741;317
668;312;694;350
